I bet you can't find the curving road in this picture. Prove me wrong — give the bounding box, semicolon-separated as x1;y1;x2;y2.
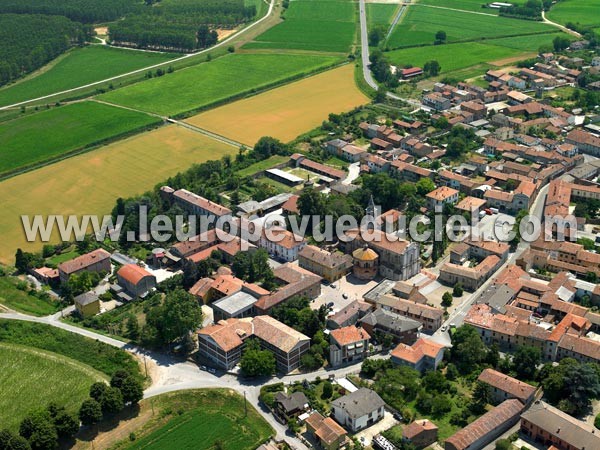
0;0;276;112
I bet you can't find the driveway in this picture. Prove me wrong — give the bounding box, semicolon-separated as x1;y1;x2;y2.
354;412;398;447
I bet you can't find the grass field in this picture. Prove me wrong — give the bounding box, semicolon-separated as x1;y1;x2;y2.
244;0;356;52
185;64;368;146
387;6;553;48
0;342;106;431
0;319;140;377
386;33;564;77
0;46;176;108
546;0;600;28
236;155;289;177
121;389;273;450
367;3;399;27
0;126;237;262
0;276;60;316
99;53;340;116
417;0;502;14
0;102;161;176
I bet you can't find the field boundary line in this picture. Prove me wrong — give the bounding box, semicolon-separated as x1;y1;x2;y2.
169;119;244;148
414;3;497;16
0;0;276;112
386;1;411;42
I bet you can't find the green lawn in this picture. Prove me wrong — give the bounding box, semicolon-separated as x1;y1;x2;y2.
386;33;565;78
0;46;176;108
236;155;289;177
122;389;273;450
0;276;60;316
0;319;141;377
546;0;600;28
367;3;399;27
244;0;356;52
0;101;160;176
387;6;553;48
46;249;81;266
99;53;341;116
0;342;106;431
418;0;501;14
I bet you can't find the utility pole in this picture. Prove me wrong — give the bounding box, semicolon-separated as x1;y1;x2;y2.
244;391;247;417
143;355;148;378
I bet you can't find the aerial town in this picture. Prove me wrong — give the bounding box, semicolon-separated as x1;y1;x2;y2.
0;0;599;449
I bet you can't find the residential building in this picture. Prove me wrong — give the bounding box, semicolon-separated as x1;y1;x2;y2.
439;255;502;291
305;411;348;450
258;226;306;262
197;318;253;370
329;326;371;367
74;292;100;318
274;391;309;421
375;294;443;332
566;129;600;156
211;291;258;321
426;186;459;210
359;308;421;344
298;245;352;282
326;300;372;330
252;315;311;373
58;248;111;284
115;264;156;300
331;388;386;432
402;419;439;449
444;399;524;450
477;368;536;405
521;401;600;450
170;188;232;219
391;338;446;373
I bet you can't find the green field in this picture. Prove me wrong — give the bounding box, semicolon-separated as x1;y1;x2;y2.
244;0;356;52
418;0;501;14
546;0;600;28
99;53;341;116
0;320;141;377
367;3;399;27
0;276;60;316
236;155;289;177
0;101;160;176
122;389;273;450
387;6;553;48
0;46;176;108
0;342;105;431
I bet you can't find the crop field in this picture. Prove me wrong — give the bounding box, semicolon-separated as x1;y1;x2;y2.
99;53;340;116
546;0;600;28
0;101;161;177
367;3;399;27
0;276;60;316
387;6;553;48
417;0;502;14
0;46;176;108
0;126;237;262
186;64;368;146
0;343;105;431
124;389;273;450
243;0;356;52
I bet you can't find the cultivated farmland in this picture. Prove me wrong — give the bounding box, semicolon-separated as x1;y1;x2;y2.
0;126;237;262
0;46;176;108
186;64;368;146
0;342;105;431
0;101;161;177
243;0;356;52
418;0;502;14
122;389;273;450
367;3;399;27
546;0;600;28
387;6;553;48
98;53;341;116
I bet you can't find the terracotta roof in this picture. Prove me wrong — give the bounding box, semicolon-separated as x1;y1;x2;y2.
391;337;445;364
299;245;352;269
352;246;379;261
198;318;253;352
58;248;111;275
426;186;459;201
252;315;310;353
117;264;153;286
478;369;536;403
445;399;524;450
456;196;487;212
282;194;300;214
174;189;232;216
330;326;370;347
305;412;347;446
403;419;438;439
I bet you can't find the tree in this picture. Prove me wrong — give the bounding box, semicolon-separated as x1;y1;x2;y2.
89;382;108;402
450;325;489;374
452;283;463;297
595;412;600;430
253;136;288;160
369;26;386;46
240;339;276;377
46;403;78;439
470;381;491;414
79;399;102;426
415;178;435;196
111;371;144;405
512;346;541;379
100;387;124;417
553;35;570;51
424;60;441;76
126;315;140;340
322;381;333;399
442;291;453;307
197;25;218;48
0;429;31;450
540;359;600;412
435;30;447;42
495;439;511;450
19;411;58;450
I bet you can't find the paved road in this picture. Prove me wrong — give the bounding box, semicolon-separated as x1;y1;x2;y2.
0;0;276;112
429;182;550;347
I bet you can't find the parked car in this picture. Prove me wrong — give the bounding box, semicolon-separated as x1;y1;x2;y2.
208;368;216;374
200;366;207;371
342;293;348;299
327;301;335;308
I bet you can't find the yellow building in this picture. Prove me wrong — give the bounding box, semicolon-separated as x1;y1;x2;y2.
74;292;100;318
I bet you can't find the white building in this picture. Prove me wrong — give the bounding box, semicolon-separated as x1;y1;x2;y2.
258;226;306;262
331;388;385;432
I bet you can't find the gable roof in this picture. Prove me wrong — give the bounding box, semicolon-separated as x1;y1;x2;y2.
117;264;154;285
58;248;111;275
331;388;385;419
478;368;536;403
